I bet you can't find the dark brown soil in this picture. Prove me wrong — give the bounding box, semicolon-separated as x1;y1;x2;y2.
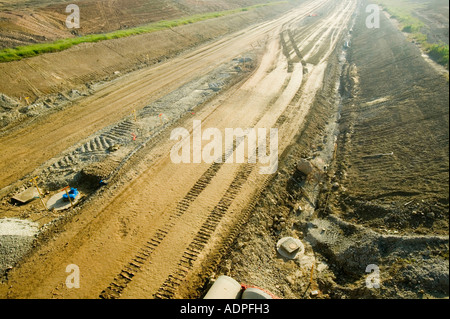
0;0;447;301
335;1;449;236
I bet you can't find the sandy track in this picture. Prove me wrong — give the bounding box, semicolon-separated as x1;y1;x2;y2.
0;0;328;192
0;0;356;299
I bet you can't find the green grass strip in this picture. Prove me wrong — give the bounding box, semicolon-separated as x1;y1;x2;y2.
425;41;449;68
0;1;287;63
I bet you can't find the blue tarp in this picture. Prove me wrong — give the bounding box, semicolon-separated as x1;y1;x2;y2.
63;188;79;200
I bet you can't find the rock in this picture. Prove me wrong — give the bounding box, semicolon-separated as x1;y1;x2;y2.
0;93;19;110
221;265;231;274
108;144;121;152
286;276;295;285
310;290;319;296
69;89;80;97
296;159;314;175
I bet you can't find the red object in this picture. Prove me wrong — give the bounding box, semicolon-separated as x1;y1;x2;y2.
132;133;137;141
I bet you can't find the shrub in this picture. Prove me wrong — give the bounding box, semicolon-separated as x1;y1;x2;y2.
427;42;449;68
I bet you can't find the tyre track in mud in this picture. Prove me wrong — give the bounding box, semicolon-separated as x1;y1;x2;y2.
153;162;256;299
96;42;289;297
37;59;246;187
0;0;328;192
99;138;243;299
118;0;355;299
99;162;225;299
162;1;356;299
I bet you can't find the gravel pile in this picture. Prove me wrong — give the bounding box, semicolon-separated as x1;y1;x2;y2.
0;218;39;277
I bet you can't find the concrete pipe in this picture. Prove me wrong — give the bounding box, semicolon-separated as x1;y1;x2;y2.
203;275;243;299
242;287;273;299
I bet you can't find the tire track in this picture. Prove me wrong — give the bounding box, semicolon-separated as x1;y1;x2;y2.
99;161;223;299
44;119;137;176
38;58;244;186
0;0;331;191
99;140;244;299
105;0;355;299
154;163;256;299
0;0;358;299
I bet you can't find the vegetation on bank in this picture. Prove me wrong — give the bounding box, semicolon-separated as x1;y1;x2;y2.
375;0;449;69
426;42;449;68
0;1;287;63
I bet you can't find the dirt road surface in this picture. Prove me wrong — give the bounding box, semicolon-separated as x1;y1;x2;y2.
0;0;326;192
0;0;357;298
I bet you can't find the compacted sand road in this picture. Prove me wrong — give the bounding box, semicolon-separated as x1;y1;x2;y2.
0;0;356;298
0;0;328;191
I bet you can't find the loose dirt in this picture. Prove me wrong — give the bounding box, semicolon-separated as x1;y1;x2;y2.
213;0;448;300
0;2;296;193
0;0;447;300
0;0;358;299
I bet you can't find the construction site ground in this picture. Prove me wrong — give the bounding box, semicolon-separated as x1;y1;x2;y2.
0;0;448;300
